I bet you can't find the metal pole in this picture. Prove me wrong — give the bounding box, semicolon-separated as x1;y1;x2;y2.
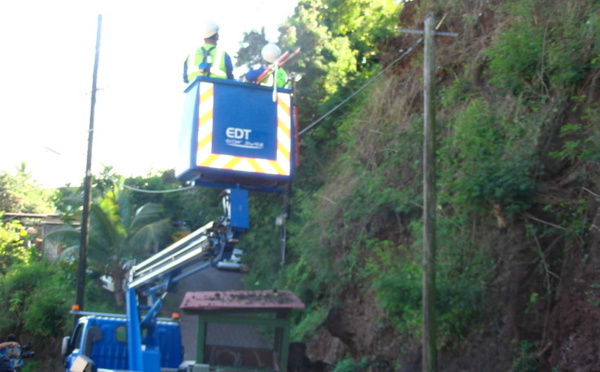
422;12;437;372
76;14;102;310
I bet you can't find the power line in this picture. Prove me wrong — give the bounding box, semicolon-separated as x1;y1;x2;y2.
117;180;196;194
299;37;424;136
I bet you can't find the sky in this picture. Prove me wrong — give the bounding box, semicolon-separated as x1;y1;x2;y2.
0;0;298;188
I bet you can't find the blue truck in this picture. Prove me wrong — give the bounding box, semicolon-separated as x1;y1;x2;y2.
62;76;298;372
61;313;184;371
61;220;221;372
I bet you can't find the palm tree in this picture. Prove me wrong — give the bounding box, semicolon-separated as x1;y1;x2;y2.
48;187;171;307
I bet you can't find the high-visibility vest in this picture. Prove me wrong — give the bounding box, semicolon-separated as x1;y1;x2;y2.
262;68;288;88
184;45;228;82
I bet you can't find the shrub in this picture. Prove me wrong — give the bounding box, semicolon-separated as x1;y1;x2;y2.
0;261;73;337
332;357;369;372
550;98;600;164
0;220;36;275
486;0;600;96
440;98;535;214
485;1;544;94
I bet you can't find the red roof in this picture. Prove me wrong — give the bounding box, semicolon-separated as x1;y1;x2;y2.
180;290;305;312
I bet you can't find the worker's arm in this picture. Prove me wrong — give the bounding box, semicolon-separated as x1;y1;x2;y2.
225;53;234;80
245;66;267;83
0;342;19;350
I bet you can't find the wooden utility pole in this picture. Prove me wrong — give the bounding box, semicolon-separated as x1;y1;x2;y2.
398;14;456;372
422;13;437;372
76;14;102;311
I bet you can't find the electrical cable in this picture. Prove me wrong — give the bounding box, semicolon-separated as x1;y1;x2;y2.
299;37;424;136
117;180;196;194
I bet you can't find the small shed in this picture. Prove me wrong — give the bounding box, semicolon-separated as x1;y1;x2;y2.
180;290;304;372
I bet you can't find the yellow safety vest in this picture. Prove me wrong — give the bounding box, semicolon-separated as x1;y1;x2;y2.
262;68;289;88
185;45;228;81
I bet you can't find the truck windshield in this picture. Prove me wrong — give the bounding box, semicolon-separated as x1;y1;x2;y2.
71;323;84;352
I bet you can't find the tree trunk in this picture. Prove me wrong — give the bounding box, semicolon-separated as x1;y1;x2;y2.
113;269;125;307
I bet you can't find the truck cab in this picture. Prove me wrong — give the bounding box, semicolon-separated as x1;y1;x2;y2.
62;313;183;372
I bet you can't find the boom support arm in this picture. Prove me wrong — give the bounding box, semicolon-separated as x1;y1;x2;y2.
124;188;249;372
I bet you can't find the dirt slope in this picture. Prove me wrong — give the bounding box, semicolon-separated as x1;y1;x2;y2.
298;0;600;370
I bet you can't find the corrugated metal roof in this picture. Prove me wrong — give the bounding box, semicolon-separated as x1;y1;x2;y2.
180;290;305;312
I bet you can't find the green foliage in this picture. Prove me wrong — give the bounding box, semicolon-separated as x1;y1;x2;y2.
346;169;421;221
238;192;286;288
552;123;592;163
48;186;171;307
291;305;328;341
370;258;422;333
485;1;544;94
363;214;492;341
276;72;498;344
332;357;369;372
278;193;338;302
235;29;268;70
0;219;35;275
549;97;600;164
0;253;116;339
511;340;539;372
439;98;535;215
540;197;589;240
53;185;83;223
24;285;69;337
53;165;122;223
434;213;493;340
586;283;600;307
0;260;73;336
21;361;40;372
439;77;472;108
0;163;54;214
172;0;600;366
486;0;600;95
526;292;539;314
542;1;600;90
321;0;400;69
54;167;222;234
124;170;221;230
279;2;355;122
7;0;596;361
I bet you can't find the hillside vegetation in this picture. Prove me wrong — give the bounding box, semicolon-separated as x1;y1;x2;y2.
241;0;600;370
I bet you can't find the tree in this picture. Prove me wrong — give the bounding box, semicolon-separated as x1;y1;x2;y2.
320;0;400;70
53;165;121;224
0;163;54;214
124;169;222;231
48;186;171;307
0;218;35;275
1;260;73;337
278;0;357;122
236;28;269;70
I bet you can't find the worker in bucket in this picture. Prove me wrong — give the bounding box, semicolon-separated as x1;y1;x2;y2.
183;20;234;83
245;43;289;88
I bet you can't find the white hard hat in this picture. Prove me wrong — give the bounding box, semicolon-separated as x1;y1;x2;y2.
202;20;220;39
261;43;282;63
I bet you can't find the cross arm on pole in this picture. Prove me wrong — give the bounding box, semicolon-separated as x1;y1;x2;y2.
397;29;459;37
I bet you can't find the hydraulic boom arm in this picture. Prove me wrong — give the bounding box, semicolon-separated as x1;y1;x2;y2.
124;188;249;372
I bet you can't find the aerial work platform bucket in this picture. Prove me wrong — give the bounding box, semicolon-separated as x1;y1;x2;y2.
177;76;296;191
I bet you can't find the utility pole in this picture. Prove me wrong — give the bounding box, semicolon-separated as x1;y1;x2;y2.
76;14;102;311
422;13;437;372
399;14;457;372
